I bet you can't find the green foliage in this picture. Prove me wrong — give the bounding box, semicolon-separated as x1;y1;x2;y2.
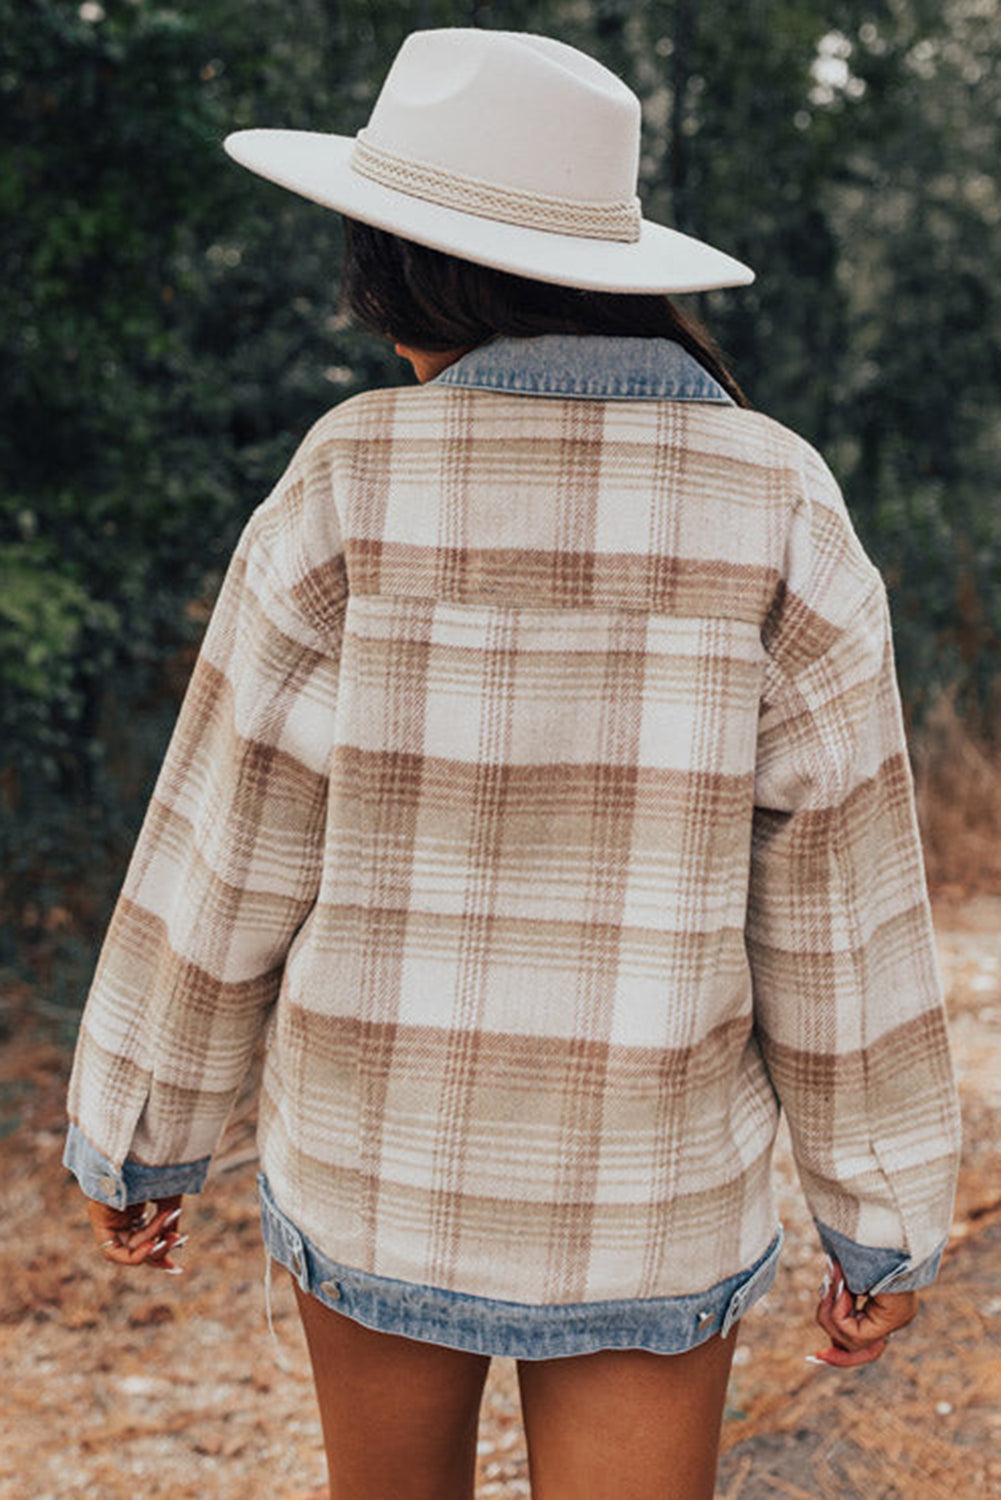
0;0;393;894
822;0;1001;718
0;540;116;743
600;0;1001;721
1;0;999;968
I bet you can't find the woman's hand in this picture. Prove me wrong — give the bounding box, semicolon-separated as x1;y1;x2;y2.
86;1195;187;1273
812;1256;917;1367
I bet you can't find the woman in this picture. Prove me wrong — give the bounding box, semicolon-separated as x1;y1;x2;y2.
65;29;961;1500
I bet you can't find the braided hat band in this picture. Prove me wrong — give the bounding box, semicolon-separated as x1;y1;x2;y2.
351;131;643;244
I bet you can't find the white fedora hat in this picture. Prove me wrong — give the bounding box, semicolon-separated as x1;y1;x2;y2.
224;29;754;295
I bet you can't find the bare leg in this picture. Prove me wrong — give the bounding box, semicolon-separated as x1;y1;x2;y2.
517;1328;737;1500
293;1279;491;1500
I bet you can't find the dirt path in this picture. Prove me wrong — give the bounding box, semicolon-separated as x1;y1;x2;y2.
1;896;998;1499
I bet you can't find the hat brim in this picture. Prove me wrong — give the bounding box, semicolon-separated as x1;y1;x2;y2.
225;129;754;294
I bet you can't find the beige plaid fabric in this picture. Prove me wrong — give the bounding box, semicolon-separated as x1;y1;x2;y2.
68;378;960;1304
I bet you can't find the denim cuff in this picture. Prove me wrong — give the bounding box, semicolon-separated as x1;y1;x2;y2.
814;1218;947;1295
63;1122;210;1208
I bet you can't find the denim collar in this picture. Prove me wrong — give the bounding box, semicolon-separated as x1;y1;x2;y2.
431;334;734;404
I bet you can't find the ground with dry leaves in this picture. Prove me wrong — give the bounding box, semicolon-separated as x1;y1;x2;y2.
1;895;998;1499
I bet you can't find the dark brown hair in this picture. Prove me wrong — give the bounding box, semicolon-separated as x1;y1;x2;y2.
341;219;750;408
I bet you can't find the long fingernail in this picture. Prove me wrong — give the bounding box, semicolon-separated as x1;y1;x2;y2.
151;1238;168;1254
164;1265;184;1275
163;1207;182;1227
835;1277;845;1300
805;1355;830;1366
170;1234;189;1249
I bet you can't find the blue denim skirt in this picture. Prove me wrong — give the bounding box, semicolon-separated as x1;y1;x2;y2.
259;1173;782;1360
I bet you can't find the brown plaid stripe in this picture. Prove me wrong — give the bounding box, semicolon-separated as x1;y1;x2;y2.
68;384;960;1304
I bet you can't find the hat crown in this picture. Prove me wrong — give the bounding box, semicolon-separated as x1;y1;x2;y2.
363;29;641;204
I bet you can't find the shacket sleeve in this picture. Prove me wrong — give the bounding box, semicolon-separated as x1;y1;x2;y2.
64;436;346;1207
747;443;961;1296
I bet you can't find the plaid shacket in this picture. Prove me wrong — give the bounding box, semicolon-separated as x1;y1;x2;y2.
66;336;960;1307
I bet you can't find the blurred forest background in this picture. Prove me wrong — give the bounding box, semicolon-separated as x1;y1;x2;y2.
1;0;1000;1017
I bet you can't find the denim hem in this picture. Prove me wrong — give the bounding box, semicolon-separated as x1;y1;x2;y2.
258;1172;782;1360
